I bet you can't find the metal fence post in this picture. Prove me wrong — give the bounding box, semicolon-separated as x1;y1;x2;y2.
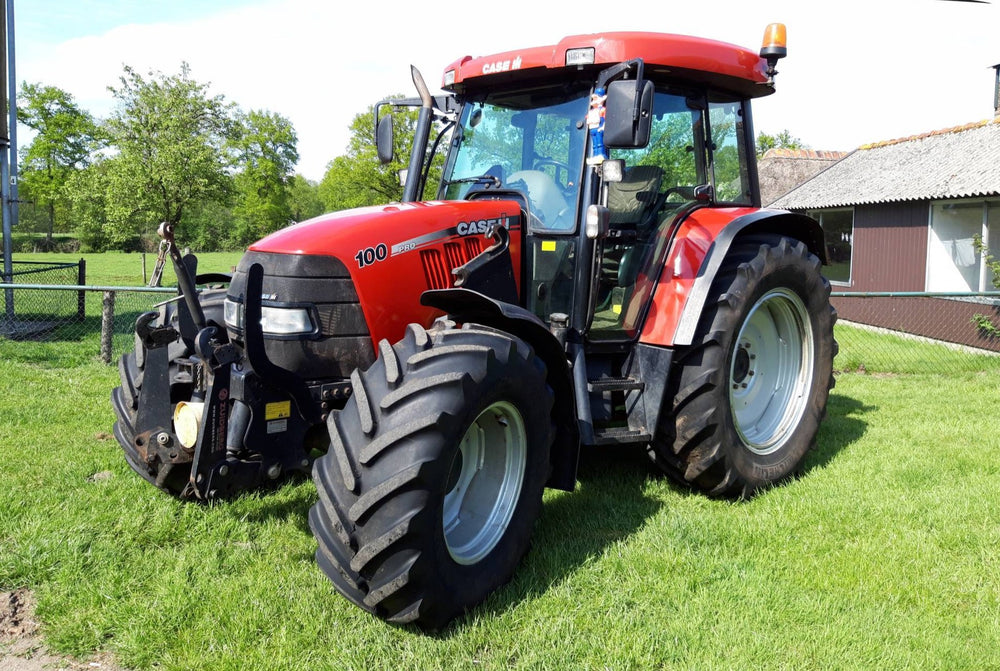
100;290;115;364
77;258;86;322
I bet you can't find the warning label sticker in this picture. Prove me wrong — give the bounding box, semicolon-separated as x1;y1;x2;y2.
265;401;291;420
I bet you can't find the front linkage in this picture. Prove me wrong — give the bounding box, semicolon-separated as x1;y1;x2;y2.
114;224;320;500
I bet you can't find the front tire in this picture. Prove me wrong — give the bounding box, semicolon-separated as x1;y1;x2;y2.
309;322;554;628
648;235;837;498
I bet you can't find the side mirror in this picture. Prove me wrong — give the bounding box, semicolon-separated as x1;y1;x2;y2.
376;113;394;164
604;79;654;149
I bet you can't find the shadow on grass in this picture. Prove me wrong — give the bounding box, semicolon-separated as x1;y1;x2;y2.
225;472;317;538
802;391;873;474
198;389;873;636
443;391;874;633
444;443;663;633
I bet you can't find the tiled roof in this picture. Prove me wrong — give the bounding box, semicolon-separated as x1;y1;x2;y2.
761;149;849;160
771;117;1000;209
757;149;849;206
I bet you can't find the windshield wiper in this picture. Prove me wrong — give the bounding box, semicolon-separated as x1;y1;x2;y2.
444;174;502;188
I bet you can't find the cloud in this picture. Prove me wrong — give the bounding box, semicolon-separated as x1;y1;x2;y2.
17;0;1000;180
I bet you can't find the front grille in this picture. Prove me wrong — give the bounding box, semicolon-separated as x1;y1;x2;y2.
228;251;374;380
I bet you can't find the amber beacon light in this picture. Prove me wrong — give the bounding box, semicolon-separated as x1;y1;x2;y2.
759;22;787;84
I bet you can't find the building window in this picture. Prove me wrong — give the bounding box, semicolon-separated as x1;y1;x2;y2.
927;200;999;292
808;208;854;284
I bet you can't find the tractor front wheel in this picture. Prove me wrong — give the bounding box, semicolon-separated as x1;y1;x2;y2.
648;234;837;498
309;322;554;628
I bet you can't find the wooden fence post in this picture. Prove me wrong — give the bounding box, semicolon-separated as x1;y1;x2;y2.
100;290;115;364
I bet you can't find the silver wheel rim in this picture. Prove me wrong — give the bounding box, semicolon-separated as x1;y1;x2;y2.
729;289;814;455
443;400;527;565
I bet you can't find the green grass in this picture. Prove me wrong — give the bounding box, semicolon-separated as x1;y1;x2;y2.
11;251;243;287
5;252;244;363
2;332;1000;669
835;322;1000;375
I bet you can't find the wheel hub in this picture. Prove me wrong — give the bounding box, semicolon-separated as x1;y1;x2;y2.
729;289;814;455
442;401;527;565
732;344;752;383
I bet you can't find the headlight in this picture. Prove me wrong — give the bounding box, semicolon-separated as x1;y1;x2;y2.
223;298;315;336
224;298;242;330
259;306;314;335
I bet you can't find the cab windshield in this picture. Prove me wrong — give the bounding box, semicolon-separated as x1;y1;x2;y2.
440;90;589;232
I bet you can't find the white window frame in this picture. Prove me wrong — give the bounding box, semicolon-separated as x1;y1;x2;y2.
926;198;998;292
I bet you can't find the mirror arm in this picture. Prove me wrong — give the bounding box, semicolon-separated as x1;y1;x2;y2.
596;58;645;119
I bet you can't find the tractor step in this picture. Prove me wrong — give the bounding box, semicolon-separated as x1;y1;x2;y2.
587;377;644;393
591;426;651;446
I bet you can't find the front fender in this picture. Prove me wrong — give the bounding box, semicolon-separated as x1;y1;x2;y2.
640;208;825;347
421;288;579;492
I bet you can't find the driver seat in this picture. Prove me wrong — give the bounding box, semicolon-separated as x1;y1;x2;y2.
607;165;663;229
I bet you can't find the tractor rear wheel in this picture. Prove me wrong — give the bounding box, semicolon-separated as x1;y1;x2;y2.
648;234;836;498
309;322;554;629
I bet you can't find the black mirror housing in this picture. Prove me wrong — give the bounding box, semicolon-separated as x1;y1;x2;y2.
604;79;654;149
376;113;394;164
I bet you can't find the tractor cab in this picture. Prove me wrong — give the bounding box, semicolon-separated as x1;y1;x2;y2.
382;32;771;345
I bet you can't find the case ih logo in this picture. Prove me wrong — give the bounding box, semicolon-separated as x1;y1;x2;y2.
456;215;510;236
482;56;522;75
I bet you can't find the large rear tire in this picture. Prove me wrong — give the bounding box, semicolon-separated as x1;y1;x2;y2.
648;235;836;498
309;322;554;629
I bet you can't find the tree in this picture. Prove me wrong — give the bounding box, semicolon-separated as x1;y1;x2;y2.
66;162;112;252
756;129;805;158
973;238;1000;337
228;109;299;248
288;174;325;222
17;83;102;246
319;100;441;211
103;63;236;249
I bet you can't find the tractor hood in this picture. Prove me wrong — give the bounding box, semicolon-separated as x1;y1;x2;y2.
247;199;524;346
250;200;521;260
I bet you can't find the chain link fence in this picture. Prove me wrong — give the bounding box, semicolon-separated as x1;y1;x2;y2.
3;272;1000;374
830;292;1000;375
1;260;86;325
1;265;174;362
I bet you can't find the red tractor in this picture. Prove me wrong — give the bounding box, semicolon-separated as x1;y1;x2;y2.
113;24;836;628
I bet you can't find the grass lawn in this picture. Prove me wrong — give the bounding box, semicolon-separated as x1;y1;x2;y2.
1;324;999;670
5;252;244;362
11;251;244;287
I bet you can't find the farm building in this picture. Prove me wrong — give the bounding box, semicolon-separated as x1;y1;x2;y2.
770;117;1000;352
757;149;847;207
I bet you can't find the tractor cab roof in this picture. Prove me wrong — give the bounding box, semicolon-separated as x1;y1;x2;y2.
442;31;774;100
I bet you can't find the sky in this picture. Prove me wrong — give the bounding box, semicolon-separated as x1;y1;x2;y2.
12;0;1000;182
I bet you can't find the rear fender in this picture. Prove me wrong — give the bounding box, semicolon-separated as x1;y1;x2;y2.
421;288;579;492
639;208;824;347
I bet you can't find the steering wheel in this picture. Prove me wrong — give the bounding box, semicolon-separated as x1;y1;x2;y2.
532;158;572;190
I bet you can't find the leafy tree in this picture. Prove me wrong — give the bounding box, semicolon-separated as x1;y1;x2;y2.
102;63;236;249
288;174;325;222
319;100;441;211
17;83;102;246
756;129;805;158
973;238;1000;337
228;109;299;248
66;162;112;252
